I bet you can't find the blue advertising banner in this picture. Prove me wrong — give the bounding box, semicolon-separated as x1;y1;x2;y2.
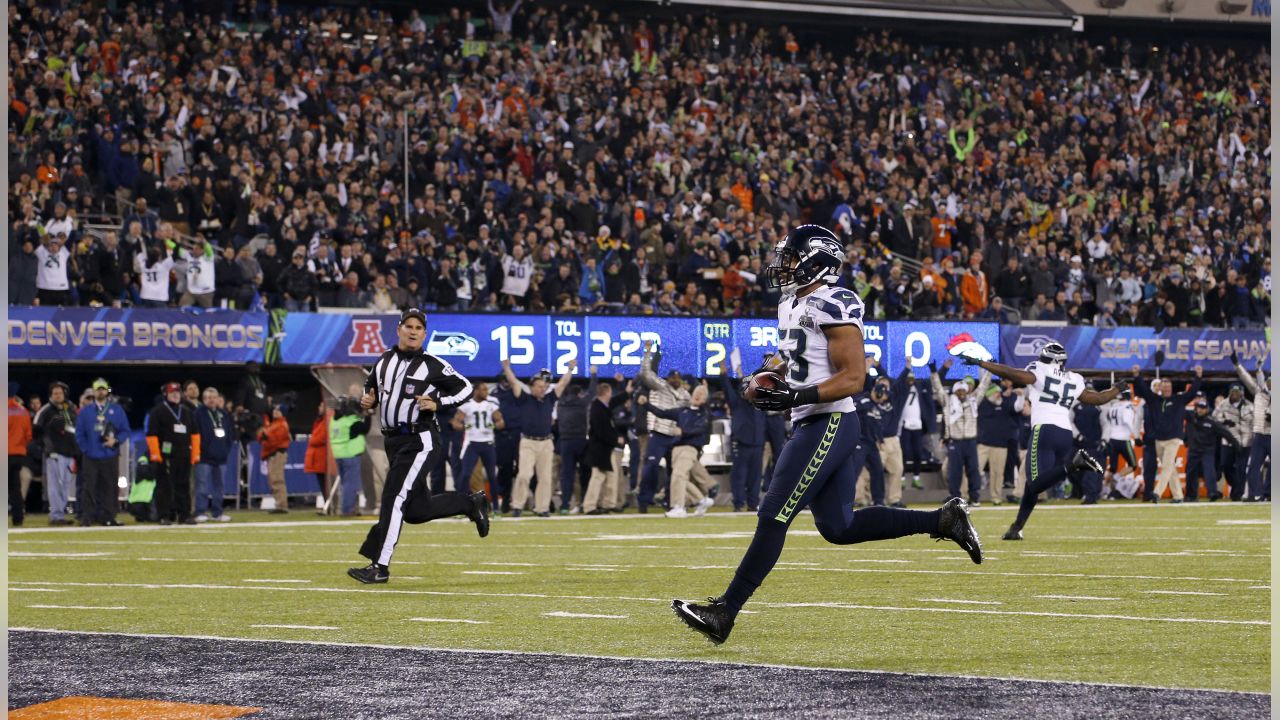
275;312;1009;379
1000;326;1271;373
8;307;268;363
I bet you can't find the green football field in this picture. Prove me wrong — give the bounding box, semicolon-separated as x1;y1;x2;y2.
8;502;1271;693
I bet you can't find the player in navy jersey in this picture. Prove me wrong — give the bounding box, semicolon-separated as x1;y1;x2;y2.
963;343;1121;540
671;225;983;645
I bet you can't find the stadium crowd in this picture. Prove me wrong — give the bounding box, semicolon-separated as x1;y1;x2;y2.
7;1;1272;327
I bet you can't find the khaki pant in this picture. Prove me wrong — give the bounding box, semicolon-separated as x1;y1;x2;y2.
267;452;287;508
975;443;1008;504
1154;439;1185;500
179;291;215;308
583;450;622;513
513;437;554;513
670;445;715;508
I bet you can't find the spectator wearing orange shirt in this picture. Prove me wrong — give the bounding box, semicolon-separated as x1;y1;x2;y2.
259;405;292;513
8;383;33;526
721;256;749;303
960;252;990;316
305;400;332;501
930;213;954;263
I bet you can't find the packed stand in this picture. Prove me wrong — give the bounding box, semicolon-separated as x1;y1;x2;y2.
6;1;1271;327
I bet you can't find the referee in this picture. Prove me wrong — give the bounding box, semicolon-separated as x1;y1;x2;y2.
348;308;490;585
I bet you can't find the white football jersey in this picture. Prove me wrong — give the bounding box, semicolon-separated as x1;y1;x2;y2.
136;252;175;302
777;284;865;422
1026;361;1085;431
458;397;501;443
1101;398;1139;441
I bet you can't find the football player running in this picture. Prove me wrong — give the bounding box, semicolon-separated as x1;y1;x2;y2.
962;343;1121;540
671;225;983;645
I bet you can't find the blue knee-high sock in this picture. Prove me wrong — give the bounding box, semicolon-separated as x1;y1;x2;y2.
722;518;788;614
829;506;941;544
1014;466;1069;528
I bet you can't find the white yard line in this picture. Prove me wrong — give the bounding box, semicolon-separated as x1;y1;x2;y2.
11;627;1271;696
1217;520;1270;525
407;618;490;624
8;551;115;558
916;598;1004;606
1036;595;1120;601
26;604;128;610
1142;590;1228;597
543;611;628;619
242;579;312;584
250;624;339;630
462;571;524;576
11;581;1266;627
7;588;66;593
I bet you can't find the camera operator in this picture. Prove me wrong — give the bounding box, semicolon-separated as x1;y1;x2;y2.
74;378;130;526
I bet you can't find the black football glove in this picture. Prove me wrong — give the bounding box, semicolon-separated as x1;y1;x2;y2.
959;354;981;366
751;382;820;412
1230;350;1240;366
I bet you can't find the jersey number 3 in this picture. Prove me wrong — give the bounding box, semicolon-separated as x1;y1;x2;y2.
1039;376;1077;409
780;328;809;382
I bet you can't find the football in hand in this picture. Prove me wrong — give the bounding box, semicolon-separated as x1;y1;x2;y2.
744;371;787;401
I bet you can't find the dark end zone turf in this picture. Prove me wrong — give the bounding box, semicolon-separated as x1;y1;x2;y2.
8;630;1269;719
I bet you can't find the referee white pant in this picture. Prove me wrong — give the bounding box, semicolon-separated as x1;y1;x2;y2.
359;430;471;567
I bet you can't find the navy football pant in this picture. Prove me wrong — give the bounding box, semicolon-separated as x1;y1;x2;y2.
639;432;677;508
1105;439;1138;475
1246;434;1271;499
850;442;885;505
1218;444;1247;500
729;441;764;510
945;438;981;502
458;441;497;500
1184;447;1218;500
900;428;926;474
721;412;941;614
1141;436;1159;500
1014;424;1074;528
494;429;521;506
430;427;463;495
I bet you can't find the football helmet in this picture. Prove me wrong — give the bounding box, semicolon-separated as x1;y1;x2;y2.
765;224;844;290
1038;341;1068;367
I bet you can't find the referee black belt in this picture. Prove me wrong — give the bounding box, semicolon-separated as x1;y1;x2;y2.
523;434;553;441
387;422;435;436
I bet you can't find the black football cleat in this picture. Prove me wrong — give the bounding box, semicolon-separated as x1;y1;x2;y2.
672;596;735;645
932;498;984;564
1068;449;1104;477
347;563;389;584
469;492;491;538
1003;524;1024;541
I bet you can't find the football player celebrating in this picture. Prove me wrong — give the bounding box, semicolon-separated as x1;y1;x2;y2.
961;342;1119;540
671;225;983;645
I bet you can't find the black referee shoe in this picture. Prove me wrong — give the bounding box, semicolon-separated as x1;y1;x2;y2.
672;596;735;645
468;492;491;539
932;498;984;564
347;563;389;584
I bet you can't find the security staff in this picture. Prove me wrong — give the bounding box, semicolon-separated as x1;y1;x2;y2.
492;373;525;513
1184;398;1241;501
719;362;765;512
555;367;598;513
637;341;691;513
349;308;489;584
1131;364;1202;503
147;382;197;525
330;396;371;516
583;379;627;514
1232;353;1271;502
976;379;1022;506
1071;397;1104;503
74;378;130;526
851;384;888;506
1212;383;1253;501
500;358;574;517
641;383;716;518
931;359;984;504
192;387;233;522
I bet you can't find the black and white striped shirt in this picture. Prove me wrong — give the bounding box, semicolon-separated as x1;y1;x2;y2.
365;347;474;430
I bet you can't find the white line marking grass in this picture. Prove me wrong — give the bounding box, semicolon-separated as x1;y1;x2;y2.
9;551;115;558
26;605;128;610
1247;586;1269;590
242;579;312;584
1036;595;1120;601
407;618;490;625
250;624;339;630
1217;520;1270;525
12;581;1266;627
12;627;1270;696
8;588;66;593
543;612;628;619
1142;590;1227;597
916;598;1004;606
462;571;524;576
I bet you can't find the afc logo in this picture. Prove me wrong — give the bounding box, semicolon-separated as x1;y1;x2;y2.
348;319;389;357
